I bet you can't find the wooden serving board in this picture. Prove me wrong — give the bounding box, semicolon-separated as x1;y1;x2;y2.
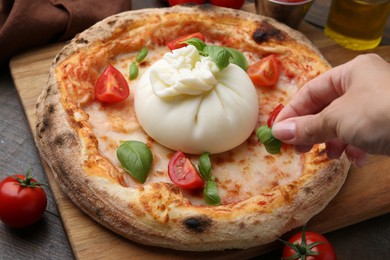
9;6;390;259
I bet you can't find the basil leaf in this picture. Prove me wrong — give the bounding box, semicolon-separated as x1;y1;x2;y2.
203;45;232;71
129;62;138;80
225;47;248;71
136;47;148;63
256;125;283;154
198;152;211;181
184;38;207;52
198;153;220;205
117;141;153;183
203;179;221;206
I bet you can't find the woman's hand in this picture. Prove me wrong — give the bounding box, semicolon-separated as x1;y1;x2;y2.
272;54;390;166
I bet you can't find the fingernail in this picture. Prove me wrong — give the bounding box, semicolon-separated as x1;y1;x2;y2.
272;120;296;140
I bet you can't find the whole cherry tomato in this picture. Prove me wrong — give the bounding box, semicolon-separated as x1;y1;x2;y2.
209;0;245;9
247;54;281;87
95;64;129;103
168;151;205;189
168;0;205;6
167;32;206;50
0;172;47;228
282;226;337;260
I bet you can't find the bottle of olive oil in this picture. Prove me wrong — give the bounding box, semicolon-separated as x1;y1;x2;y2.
325;0;390;50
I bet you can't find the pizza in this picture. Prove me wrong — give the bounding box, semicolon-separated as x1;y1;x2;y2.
35;5;350;251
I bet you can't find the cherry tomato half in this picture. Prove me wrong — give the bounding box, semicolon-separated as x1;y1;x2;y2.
95;64;129;103
168;151;205;189
0;173;47;228
267;104;284;127
209;0;245;9
282;228;337;260
168;0;205;6
167;32;206;50
247;54;281;87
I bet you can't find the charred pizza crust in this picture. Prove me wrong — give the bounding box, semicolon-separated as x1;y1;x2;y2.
35;5;350;251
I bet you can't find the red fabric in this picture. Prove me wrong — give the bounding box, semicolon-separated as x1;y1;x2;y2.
0;0;132;66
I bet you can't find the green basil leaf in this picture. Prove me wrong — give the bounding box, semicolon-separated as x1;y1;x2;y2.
264;139;283;154
203;45;232;71
198;152;211;181
129;62;139;80
225;47;248;71
256;125;283;154
256;125;273;144
184;38;207;52
117;141;153;183
136;47;148;63
203;179;221;206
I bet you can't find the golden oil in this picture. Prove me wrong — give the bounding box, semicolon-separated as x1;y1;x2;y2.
325;0;390;50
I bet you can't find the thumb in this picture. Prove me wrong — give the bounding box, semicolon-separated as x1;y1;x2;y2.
272;113;337;145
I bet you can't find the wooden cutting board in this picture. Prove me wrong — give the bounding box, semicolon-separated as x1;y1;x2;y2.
9;5;390;259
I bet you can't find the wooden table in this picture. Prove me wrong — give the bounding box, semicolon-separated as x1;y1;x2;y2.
1;1;390;259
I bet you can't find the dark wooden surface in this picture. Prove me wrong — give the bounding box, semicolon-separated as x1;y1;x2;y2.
1;0;390;259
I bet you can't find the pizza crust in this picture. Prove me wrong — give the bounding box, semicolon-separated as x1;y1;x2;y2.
35;5;350;251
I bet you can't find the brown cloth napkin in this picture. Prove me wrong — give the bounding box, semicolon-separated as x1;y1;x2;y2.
0;0;132;66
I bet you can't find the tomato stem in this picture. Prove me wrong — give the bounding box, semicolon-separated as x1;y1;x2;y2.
279;224;326;260
15;170;48;189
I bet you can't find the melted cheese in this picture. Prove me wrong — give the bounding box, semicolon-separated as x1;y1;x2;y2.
84;45;303;205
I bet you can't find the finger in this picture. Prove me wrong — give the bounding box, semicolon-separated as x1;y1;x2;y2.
272;113;338;145
325;139;347;159
274;65;345;124
294;144;313;154
345;145;367;167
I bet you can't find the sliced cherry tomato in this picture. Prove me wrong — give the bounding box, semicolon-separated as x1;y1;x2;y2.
167;32;206;50
0;173;47;228
282;226;337;260
267;104;284;127
209;0;245;9
95;64;129;103
168;151;205;189
168;0;205;6
247;54;281;87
